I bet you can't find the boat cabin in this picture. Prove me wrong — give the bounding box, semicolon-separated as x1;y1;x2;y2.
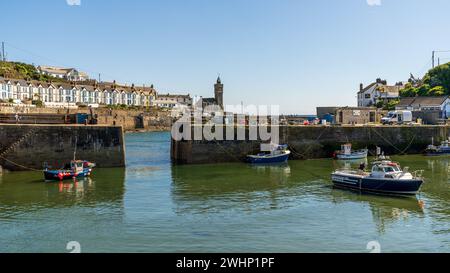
71;160;85;173
369;161;411;179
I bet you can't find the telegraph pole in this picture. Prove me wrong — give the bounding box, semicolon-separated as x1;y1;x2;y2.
432;51;435;68
1;42;5;61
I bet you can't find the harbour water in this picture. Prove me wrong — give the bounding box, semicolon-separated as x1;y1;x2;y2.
0;132;449;253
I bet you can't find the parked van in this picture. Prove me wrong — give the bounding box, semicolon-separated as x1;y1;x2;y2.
381;110;413;125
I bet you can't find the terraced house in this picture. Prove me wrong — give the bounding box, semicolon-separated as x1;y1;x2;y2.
0;77;157;107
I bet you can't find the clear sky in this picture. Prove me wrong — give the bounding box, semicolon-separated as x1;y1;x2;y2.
2;0;450;114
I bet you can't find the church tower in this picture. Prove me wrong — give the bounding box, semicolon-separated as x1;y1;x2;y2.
214;76;224;109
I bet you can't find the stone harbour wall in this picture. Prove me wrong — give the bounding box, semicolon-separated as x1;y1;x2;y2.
0;124;125;171
171;125;447;164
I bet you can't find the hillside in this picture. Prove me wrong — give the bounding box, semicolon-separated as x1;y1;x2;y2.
400;62;450;97
0;61;65;82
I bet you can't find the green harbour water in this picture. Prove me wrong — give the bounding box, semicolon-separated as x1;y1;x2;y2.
0;131;449;253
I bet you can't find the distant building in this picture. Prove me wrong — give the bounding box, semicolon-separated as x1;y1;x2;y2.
396;96;450;122
38;66;89;82
200;77;224;110
335;106;386;125
154;94;192;109
357;78;404;107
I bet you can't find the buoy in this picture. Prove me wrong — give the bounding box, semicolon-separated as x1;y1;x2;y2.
418;200;425;209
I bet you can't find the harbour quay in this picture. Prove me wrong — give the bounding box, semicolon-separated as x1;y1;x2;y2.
0;124;125;171
171;124;448;164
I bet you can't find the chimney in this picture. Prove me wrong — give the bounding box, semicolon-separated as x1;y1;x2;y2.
360;83;364;91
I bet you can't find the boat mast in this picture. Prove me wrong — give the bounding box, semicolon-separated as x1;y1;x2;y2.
73;136;78;161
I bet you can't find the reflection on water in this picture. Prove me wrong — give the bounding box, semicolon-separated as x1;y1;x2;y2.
330;189;424;234
0;168;125;210
0;132;450;252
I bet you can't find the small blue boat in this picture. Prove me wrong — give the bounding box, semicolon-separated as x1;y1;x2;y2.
44;160;94;182
247;144;291;164
425;139;450;156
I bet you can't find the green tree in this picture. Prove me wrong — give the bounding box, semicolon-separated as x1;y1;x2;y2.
400;86;417;97
428;86;445;96
417;84;431;96
423;62;450;94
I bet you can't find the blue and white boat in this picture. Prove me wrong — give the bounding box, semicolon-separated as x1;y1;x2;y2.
425;139;450;156
332;160;424;195
247;144;291;164
335;143;368;160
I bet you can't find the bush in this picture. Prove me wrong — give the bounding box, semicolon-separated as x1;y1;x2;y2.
32;100;43;107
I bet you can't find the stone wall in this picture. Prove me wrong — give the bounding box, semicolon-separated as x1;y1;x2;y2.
0;106;173;132
171;125;447;164
0;124;125;171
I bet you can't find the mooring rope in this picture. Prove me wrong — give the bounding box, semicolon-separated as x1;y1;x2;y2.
370;127;417;155
288;126;330;159
0;154;43;172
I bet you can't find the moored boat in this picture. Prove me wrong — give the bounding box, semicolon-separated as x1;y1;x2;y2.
247;144;291;164
425;139;450;156
334;143;368;160
44;160;94;182
331;160;424;195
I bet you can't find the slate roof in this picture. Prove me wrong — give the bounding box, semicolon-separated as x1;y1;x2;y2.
398;96;449;107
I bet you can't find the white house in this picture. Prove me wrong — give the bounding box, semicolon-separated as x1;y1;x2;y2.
38;66;89;82
0;77;9;100
357;79;405;107
154;93;192;109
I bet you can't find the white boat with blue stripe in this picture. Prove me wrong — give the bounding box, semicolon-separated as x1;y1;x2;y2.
335;143;368;160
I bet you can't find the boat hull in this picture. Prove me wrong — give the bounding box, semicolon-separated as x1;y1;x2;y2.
247;153;290;164
425;150;450;156
44;168;92;182
336;150;368;160
331;173;423;195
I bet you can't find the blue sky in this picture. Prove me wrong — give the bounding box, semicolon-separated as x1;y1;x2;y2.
2;0;450;114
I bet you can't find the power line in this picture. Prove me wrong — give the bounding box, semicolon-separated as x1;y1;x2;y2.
432;50;450;68
3;41;137;85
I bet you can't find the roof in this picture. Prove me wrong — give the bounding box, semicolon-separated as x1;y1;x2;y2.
358;81;405;95
38;66;75;74
399;96;449;107
378;85;402;96
0;77;158;95
337;106;378;110
79;85;95;92
14;79;29;86
158;93;191;98
358;82;377;94
202;97;216;103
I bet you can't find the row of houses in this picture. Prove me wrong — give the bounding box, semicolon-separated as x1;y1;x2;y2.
0;77;159;107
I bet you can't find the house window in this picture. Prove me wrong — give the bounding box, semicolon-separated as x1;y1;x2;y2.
128;93;134;105
48;88;53;102
365;94;371;99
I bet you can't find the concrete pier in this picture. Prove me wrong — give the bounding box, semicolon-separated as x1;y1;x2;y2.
0;124;125;171
171;125;447;164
